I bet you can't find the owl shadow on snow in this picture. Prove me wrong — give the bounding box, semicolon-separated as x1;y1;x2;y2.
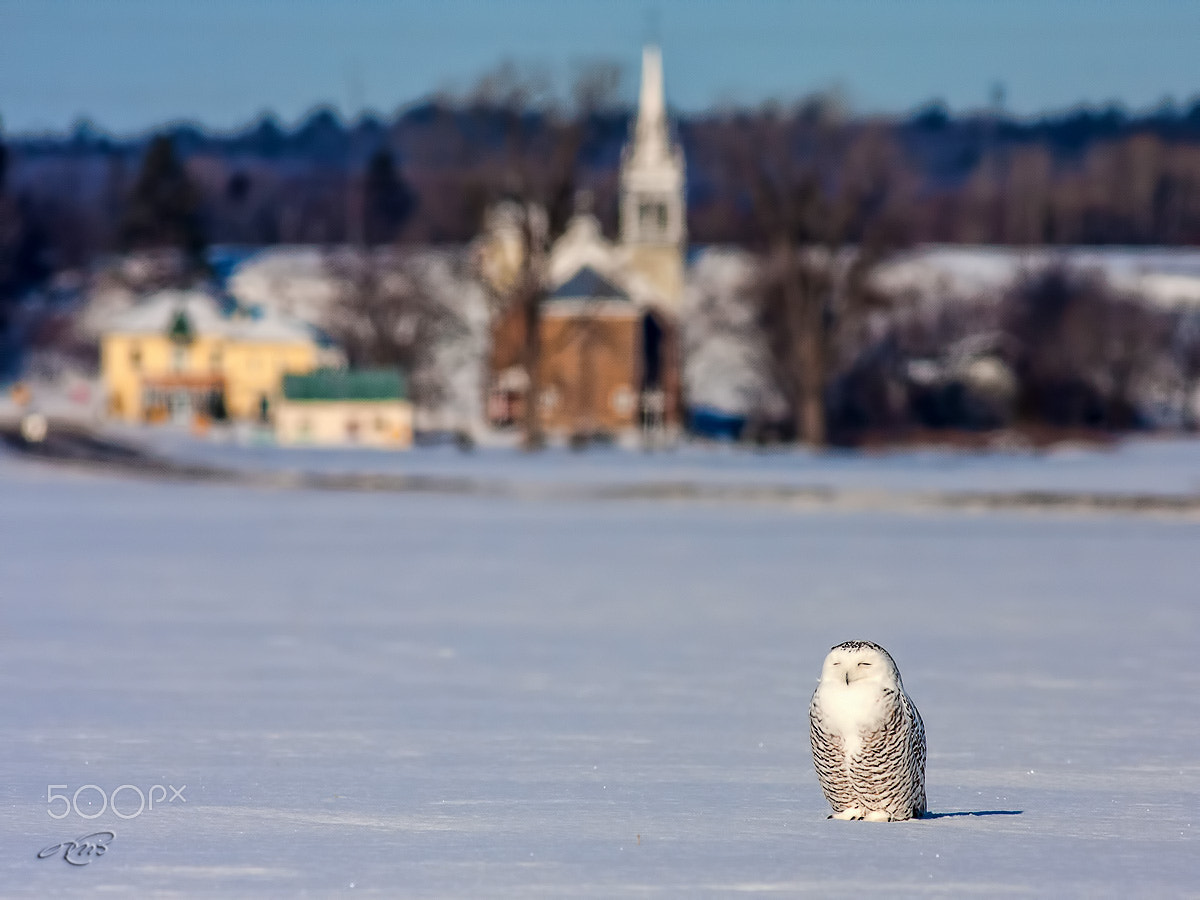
923;810;1023;819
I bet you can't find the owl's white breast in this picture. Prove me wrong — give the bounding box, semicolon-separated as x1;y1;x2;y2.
815;681;891;757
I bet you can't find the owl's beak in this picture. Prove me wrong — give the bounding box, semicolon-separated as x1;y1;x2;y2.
845;670;850;686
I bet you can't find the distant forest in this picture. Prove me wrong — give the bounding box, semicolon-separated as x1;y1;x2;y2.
6;96;1200;283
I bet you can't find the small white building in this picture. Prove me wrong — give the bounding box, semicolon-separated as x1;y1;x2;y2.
275;369;413;448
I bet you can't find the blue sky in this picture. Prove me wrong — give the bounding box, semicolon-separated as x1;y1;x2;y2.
2;0;1199;135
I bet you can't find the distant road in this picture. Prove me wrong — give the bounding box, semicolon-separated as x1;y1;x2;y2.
0;420;237;482
3;420;1199;518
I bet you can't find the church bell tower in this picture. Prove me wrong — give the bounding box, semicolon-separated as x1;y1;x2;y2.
619;45;686;314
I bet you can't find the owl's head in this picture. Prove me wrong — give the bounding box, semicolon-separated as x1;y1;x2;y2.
820;640;903;689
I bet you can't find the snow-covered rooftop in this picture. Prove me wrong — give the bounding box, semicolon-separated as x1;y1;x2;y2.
103;288;321;344
876;245;1200;309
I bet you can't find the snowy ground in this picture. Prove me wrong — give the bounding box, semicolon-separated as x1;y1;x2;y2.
1;447;1197;896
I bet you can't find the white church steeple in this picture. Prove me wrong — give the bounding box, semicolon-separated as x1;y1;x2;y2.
630;45;670;168
619;45;686;309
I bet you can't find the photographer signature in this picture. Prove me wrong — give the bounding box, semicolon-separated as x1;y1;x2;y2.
37;831;114;866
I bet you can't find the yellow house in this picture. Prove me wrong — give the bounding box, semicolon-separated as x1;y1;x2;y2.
275;369;413;448
100;289;337;423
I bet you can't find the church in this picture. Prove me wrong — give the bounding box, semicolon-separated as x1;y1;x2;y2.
484;45;687;443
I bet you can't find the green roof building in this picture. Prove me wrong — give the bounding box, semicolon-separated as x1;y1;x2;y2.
276;369;413;448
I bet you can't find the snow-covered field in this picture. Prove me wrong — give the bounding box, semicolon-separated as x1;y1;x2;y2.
1;448;1197;896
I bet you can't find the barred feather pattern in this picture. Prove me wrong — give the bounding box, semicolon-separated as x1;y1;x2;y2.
809;642;927;821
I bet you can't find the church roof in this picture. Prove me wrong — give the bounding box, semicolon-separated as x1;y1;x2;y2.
549;266;630;302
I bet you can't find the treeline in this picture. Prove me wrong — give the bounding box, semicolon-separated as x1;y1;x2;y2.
7;97;1200;270
1;103;632;269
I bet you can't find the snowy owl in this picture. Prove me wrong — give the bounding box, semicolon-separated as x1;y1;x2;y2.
809;640;926;821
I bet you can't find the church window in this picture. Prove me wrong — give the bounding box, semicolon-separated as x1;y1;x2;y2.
638;201;668;238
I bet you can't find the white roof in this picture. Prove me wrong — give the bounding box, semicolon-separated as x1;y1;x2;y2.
104;288;319;344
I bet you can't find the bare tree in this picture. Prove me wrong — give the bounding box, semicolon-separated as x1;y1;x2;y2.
715;99;911;445
472;62;617;449
1002;265;1171;429
1175;312;1200;429
322;248;465;411
319;135;455;416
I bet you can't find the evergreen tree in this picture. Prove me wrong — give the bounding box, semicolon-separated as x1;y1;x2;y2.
120;134;206;269
0;118;51;369
361;148;415;245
